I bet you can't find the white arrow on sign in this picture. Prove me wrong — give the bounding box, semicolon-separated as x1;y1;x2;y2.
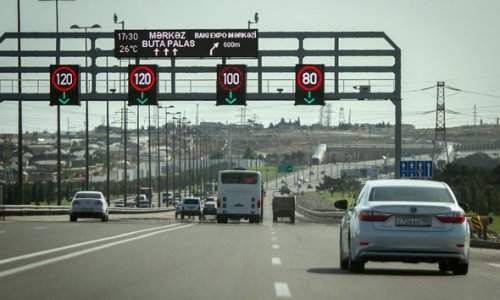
210;42;219;56
426;161;432;176
164;48;169;56
154;48;160;56
172;48;178;56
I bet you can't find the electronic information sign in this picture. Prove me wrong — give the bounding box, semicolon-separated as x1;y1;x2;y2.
216;65;246;106
400;160;433;178
115;29;258;58
128;65;158;106
295;64;325;106
49;65;80;106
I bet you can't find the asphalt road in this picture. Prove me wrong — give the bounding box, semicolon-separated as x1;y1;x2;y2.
1;200;500;299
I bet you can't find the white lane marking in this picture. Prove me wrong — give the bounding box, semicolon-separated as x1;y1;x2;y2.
34;227;48;230
275;282;291;297
0;223;182;266
272;236;277;241
272;257;282;265
0;231;5;234
0;224;194;279
488;263;500;268
272;244;280;249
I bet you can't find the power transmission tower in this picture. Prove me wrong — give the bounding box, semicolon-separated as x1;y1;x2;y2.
325;104;332;127
318;106;324;125
433;81;448;161
338;106;345;126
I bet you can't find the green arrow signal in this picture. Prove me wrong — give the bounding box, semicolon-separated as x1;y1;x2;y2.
58;91;70;105
136;91;149;105
225;91;237;104
304;91;315;104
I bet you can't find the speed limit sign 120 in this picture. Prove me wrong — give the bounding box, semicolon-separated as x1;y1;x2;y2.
49;65;80;106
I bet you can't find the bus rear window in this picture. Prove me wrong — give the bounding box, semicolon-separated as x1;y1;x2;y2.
221;173;258;184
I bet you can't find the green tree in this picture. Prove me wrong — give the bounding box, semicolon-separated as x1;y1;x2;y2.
243;147;257;159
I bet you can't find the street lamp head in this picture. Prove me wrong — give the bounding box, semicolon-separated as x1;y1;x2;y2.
113;13;118;24
110;88;116;93
70;24;80;29
254;13;259;23
91;24;101;29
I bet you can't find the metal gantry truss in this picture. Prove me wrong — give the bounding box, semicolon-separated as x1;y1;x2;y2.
0;30;403;176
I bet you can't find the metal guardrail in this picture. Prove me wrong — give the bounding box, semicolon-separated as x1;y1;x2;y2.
296;205;344;223
0;205;174;216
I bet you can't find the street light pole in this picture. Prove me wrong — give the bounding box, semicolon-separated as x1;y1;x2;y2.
39;0;75;205
70;23;101;190
156;105;161;207
164;106;174;205
113;13;127;203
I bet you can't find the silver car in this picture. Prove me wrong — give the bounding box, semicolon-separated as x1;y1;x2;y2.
335;179;470;275
69;191;109;222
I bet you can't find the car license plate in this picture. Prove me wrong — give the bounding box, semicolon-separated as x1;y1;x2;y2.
395;216;431;227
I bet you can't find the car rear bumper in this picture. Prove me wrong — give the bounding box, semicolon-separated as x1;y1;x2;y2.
353;229;470;263
70;211;107;218
182;211;201;216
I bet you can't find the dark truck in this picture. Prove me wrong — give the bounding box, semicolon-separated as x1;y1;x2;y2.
139;187;154;201
272;191;296;224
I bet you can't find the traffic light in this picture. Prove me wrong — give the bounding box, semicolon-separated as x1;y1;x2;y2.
128;64;159;106
49;65;80;106
295;64;325;106
216;64;246;106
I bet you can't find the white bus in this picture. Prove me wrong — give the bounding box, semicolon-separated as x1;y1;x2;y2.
216;169;263;224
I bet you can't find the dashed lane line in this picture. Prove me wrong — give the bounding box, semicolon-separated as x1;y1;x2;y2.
275;282;291;297
272;244;280;249
488;263;500;269
272;257;282;265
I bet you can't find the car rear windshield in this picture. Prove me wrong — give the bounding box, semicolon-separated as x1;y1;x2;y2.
75;193;101;199
184;199;199;204
369;186;454;203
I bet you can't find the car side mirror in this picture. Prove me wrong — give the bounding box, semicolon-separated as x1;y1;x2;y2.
335;199;348;210
458;201;469;213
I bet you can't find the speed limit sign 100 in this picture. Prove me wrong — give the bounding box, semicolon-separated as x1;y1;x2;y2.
216;65;247;106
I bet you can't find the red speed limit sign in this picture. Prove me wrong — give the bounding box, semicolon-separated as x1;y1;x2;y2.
128;65;158;106
216;65;247;106
49;65;80;106
295;64;325;105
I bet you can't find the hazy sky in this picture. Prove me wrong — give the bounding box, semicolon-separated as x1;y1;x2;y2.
1;0;500;133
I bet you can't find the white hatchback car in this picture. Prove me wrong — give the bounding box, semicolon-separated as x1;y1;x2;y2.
69;191;109;222
335;179;470;275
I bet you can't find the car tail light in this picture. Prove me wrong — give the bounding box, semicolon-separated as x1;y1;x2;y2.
358;210;391;222
257;199;261;209
436;212;465;223
217;198;221;208
95;200;103;206
73;200;80;205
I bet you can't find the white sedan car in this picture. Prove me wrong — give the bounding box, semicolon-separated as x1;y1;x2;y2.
69;191;109;222
335;179;470;275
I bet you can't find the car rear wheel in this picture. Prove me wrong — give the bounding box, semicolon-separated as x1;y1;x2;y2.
451;262;468;275
339;236;349;270
70;215;77;222
348;242;365;273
